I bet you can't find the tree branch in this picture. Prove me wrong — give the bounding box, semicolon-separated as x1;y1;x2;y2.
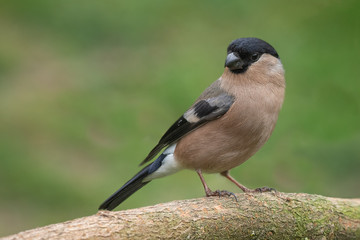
2;193;360;239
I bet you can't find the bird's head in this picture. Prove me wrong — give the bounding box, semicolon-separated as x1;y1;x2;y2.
225;38;279;74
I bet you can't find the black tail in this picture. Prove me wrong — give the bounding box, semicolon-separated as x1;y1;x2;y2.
99;163;152;211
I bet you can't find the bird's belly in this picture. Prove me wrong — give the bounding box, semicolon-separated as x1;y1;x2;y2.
174;116;273;173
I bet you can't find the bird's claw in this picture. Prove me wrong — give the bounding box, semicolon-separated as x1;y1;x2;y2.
254;186;277;193
206;190;238;202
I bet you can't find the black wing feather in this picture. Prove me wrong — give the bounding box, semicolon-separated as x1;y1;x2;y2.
140;116;202;165
140;90;235;166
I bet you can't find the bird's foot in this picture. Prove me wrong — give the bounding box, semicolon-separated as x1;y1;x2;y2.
205;190;238;201
245;186;277;193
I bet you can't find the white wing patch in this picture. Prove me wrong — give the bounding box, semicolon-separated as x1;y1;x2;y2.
183;109;200;123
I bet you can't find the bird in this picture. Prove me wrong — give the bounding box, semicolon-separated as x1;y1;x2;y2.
99;37;285;211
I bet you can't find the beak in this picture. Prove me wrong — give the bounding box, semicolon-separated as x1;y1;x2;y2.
225;52;244;71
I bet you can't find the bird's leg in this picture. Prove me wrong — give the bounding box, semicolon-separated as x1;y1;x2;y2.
220;170;276;193
196;169;213;196
196;169;237;200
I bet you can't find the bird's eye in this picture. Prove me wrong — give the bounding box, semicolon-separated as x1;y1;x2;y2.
251;53;260;62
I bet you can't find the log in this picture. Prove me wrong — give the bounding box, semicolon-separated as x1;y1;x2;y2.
2;193;360;240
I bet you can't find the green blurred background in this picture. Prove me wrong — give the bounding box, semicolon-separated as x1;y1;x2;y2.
0;0;359;236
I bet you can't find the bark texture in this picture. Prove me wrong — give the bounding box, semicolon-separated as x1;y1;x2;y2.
2;193;360;240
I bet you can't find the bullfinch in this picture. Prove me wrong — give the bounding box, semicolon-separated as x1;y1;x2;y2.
99;37;285;211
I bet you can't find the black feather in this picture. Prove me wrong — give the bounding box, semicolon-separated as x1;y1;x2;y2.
141;116;191;165
99;154;167;210
140;116;205;165
99;164;151;210
193;100;218;118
